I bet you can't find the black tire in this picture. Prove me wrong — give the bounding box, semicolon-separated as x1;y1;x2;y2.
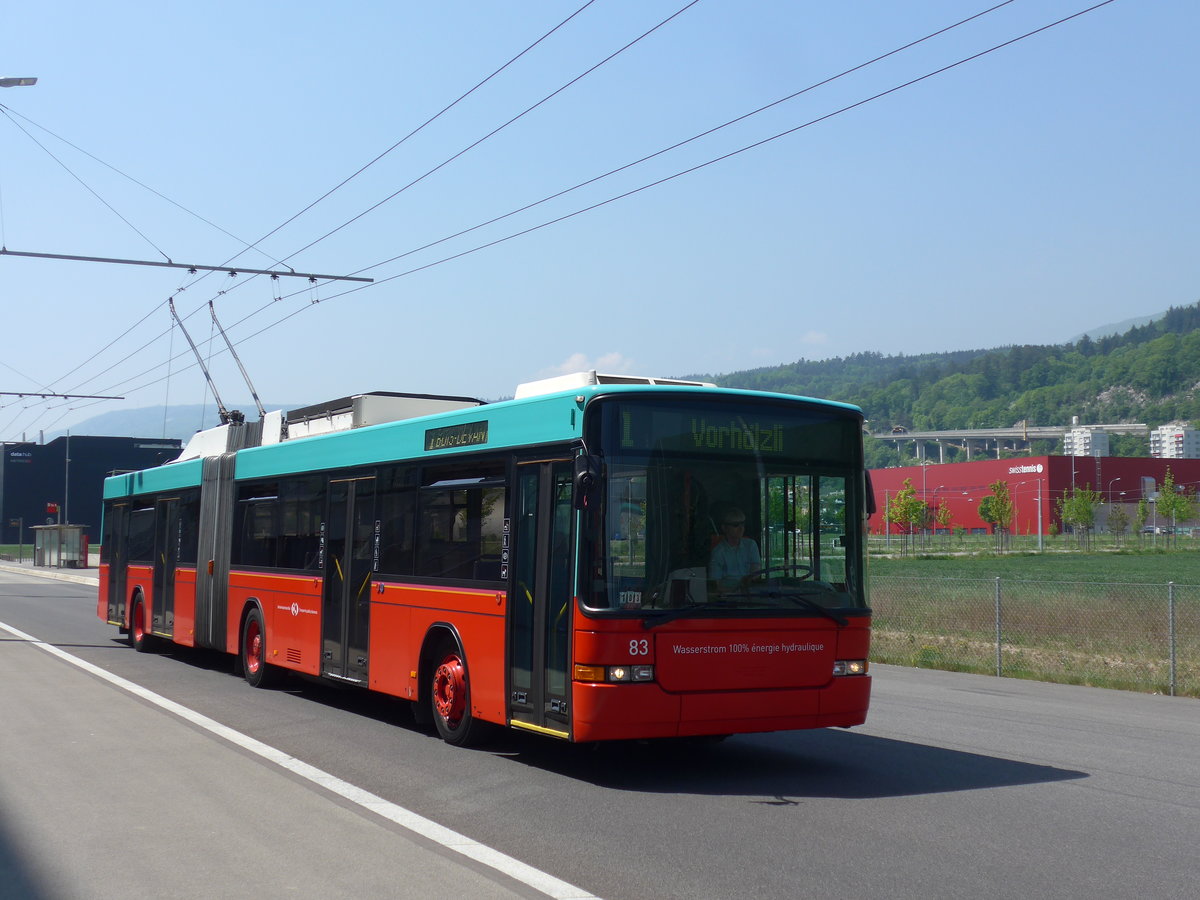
129;594;154;653
241;607;279;688
428;641;484;747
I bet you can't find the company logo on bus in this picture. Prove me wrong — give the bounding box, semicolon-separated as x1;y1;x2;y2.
279;602;318;617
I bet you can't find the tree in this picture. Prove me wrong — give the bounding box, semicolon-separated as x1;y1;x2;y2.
1057;487;1101;550
1155;467;1197;548
1107;505;1129;546
934;501;953;548
885;478;927;555
1134;498;1150;546
977;480;1015;552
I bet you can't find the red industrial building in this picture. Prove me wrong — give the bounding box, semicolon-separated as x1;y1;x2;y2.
869;456;1200;536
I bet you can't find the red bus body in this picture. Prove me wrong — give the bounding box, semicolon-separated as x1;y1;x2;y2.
99;381;871;744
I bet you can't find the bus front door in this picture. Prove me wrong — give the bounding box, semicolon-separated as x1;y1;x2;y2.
322;476;375;683
509;459;574;738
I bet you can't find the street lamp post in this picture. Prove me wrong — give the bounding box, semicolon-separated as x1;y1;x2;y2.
1103;477;1123;539
1036;479;1044;552
0;77;38;88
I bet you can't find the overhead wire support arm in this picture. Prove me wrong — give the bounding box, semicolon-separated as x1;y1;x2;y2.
0;391;124;400
209;301;265;419
169;298;232;424
0;248;374;283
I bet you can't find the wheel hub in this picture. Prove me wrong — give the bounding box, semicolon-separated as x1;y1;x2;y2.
432;655;466;725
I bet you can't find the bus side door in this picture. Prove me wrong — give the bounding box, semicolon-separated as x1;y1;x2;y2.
322;475;375;683
152;497;180;636
509;459;574;737
104;501;129;626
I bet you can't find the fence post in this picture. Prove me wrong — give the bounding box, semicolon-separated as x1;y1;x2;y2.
1169;582;1177;697
995;576;1003;678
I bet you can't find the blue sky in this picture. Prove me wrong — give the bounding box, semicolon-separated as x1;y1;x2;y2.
1;0;1196;439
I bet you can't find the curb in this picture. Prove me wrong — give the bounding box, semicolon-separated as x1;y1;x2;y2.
0;562;99;586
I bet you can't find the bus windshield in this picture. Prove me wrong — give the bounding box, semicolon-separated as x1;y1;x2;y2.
583;396;867;615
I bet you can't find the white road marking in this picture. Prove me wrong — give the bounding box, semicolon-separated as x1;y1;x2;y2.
0;619;599;900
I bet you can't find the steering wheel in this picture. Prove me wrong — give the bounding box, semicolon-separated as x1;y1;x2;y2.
752;564;813;583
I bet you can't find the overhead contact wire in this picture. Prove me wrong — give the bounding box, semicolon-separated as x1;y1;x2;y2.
0;107;173;263
269;0;705;267
1;0;605;425
55;0;1119;414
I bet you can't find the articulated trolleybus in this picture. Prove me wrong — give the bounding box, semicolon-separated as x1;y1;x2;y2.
100;373;872;745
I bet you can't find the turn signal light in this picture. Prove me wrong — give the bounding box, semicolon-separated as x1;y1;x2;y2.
574;664;606;682
833;659;868;676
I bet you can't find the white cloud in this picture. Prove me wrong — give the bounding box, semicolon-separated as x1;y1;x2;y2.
541;352;637;379
801;331;829;345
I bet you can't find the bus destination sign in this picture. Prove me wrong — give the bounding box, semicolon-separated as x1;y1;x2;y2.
425;420;489;452
608;401;854;465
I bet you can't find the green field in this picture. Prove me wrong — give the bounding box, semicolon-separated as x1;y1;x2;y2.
4;542;1195;697
870;547;1200;584
869;547;1200;698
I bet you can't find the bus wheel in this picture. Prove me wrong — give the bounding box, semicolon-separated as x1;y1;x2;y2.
241;607;277;689
430;644;480;746
129;594;153;653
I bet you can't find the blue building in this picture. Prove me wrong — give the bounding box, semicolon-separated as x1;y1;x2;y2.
1;435;182;545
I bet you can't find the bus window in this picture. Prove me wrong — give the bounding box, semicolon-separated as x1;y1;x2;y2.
234;486;279;569
278;477;324;570
417;477;506;581
585;397;866;614
127;507;156;563
177;491;201;566
376;467;417;576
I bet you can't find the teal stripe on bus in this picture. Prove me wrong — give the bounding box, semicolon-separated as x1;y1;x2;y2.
101;384;862;498
234;391;584;481
102;457;203;499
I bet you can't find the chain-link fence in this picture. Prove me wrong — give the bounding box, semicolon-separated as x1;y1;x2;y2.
870;576;1200;698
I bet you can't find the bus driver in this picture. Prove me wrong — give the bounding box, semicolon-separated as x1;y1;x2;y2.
709;507;761;587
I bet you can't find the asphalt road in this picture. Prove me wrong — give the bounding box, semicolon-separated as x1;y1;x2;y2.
2;564;1198;899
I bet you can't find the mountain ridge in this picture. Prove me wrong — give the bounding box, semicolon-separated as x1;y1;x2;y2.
42;304;1199;467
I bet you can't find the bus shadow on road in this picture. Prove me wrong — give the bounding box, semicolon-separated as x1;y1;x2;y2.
496;729;1087;800
101;640;1088;800
0;808;54;900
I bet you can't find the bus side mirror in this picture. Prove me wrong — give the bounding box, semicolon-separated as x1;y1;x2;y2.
574;455;602;510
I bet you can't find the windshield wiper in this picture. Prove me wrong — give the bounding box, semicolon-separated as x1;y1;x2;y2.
640;592;848;629
641;603;729;629
763;590;849;627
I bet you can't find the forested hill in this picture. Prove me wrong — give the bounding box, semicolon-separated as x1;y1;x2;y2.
691;302;1200;463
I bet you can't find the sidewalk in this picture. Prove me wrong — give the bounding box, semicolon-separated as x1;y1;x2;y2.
0;559;577;899
0;635;543;900
0;555;98;586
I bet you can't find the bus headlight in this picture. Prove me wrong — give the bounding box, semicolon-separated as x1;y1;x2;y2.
608;665;655;683
833;659;868;676
572;664;655;683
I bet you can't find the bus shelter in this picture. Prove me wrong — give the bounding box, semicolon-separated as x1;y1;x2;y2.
32;524;90;568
